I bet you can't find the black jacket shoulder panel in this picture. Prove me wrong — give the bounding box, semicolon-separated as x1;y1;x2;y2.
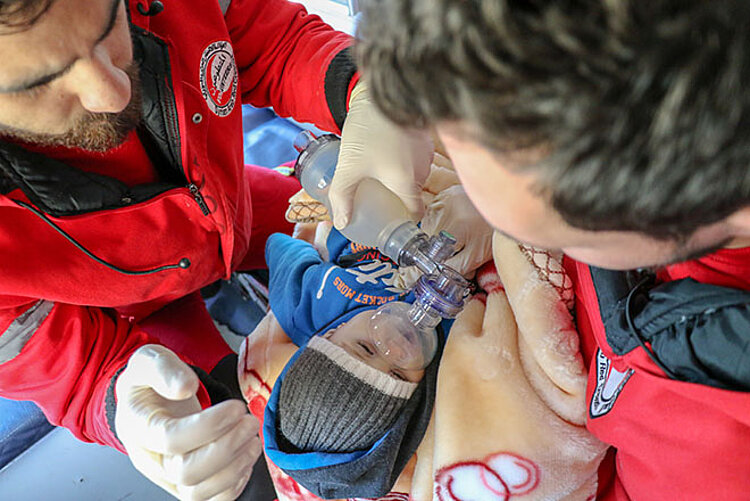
650;303;750;390
591;266;750;391
0;142;130;216
132;26;183;179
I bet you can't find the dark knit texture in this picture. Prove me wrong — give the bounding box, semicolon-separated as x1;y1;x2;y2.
278;348;408;453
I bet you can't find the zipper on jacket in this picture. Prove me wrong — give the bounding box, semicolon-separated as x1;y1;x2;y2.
188;183;210;215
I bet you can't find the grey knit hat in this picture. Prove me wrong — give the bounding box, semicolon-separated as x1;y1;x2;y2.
277;335;418;453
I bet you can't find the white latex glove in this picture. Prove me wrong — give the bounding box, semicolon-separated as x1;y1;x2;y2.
329;81;433;229
395;166;493;290
421;184;493;275
115;345;261;501
423;153;460;194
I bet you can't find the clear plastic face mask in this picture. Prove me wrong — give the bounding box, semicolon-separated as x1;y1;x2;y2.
322;304;437;372
368;302;437;371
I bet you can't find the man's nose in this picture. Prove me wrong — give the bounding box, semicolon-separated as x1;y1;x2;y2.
71;46;132;114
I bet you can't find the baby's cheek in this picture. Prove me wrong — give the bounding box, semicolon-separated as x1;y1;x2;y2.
402;368;425;384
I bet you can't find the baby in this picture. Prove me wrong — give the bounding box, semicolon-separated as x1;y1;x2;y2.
276;318;423;454
261;227;450;498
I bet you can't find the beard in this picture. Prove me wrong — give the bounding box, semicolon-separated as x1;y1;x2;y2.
1;62;142;152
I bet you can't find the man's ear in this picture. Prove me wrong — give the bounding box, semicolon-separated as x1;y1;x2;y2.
726;206;750;238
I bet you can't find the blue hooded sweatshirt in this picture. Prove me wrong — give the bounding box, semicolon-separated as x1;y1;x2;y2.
263;230;447;499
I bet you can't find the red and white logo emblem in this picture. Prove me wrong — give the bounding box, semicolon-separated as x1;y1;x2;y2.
199;41;238;117
590;349;633;418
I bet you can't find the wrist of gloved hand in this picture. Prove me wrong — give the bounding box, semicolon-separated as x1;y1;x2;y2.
114;345;261;501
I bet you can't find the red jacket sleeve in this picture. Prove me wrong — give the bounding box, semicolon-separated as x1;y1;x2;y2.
225;0;358;133
0;298;210;453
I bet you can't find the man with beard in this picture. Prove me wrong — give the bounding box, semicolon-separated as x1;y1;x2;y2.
355;1;750;500
0;0;431;499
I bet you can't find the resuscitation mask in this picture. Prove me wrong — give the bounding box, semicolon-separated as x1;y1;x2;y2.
369;267;472;370
368;301;438;371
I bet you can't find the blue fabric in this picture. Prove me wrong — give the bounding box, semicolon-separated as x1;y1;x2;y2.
242;106;302;167
265;230;412;346
204;278;266;336
0;397;54;469
262;230;445;498
241;106;277;134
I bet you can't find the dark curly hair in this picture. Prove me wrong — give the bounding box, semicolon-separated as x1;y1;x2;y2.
357;0;750;239
0;0;53;32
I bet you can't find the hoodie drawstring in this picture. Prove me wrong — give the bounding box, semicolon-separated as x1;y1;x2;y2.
624;274;678;379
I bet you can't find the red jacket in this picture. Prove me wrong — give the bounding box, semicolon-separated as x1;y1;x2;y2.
0;0;354;451
568;248;750;500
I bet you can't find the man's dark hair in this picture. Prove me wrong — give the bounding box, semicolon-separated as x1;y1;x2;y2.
0;0;53;31
357;0;750;239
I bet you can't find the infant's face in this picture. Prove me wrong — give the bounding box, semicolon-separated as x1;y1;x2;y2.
323;311;425;383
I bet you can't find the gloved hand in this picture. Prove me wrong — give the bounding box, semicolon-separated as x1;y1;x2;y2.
329;81;433;229
421;184;493;276
115;345;261;501
394;156;493;289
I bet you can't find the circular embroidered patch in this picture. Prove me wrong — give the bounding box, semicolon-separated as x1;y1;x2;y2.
199;41;238;117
